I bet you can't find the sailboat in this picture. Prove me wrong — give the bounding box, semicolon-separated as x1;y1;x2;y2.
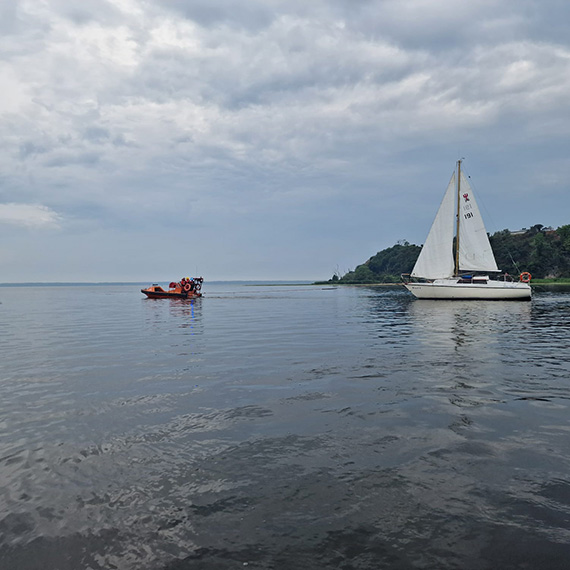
403;160;532;300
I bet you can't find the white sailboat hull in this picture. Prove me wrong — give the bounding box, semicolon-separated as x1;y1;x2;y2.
404;279;531;300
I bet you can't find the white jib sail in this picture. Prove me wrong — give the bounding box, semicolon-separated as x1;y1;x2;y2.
457;172;500;273
411;174;456;279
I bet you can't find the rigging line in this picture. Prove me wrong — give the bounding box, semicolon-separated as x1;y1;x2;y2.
508;252;522;275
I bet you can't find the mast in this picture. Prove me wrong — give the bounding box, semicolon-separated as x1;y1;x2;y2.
454;159;461;276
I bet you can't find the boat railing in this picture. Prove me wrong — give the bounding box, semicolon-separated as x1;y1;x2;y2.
401;274;435;284
498;273;515;282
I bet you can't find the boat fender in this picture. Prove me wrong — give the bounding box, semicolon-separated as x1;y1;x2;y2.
520;272;532;283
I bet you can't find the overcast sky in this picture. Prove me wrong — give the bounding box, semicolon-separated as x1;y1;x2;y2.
1;0;569;282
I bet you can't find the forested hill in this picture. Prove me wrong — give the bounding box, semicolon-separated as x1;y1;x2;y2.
334;224;570;283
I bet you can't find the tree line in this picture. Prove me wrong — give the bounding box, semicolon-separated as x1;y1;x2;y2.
333;224;570;283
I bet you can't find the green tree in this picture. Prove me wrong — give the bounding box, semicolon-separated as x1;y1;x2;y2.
557;225;570;253
339;242;420;283
335;224;570;284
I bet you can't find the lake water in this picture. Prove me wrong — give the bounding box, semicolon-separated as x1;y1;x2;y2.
1;282;570;569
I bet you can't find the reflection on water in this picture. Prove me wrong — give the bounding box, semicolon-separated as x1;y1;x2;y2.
408;298;532;339
1;284;570;569
406;300;533;391
144;297;203;338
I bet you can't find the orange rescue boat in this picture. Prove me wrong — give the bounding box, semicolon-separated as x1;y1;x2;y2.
141;277;203;299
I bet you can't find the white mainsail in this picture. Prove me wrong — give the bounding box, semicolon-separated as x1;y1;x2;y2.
411;174;455;279
457;172;500;273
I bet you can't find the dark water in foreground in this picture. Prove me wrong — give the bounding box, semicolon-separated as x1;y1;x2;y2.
1;283;570;570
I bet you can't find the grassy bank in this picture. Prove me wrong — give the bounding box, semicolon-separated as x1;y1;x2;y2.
530;278;570;285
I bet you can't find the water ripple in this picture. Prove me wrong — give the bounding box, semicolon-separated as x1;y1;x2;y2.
1;284;570;568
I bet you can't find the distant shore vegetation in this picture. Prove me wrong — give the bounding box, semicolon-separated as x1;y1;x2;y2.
322;224;570;284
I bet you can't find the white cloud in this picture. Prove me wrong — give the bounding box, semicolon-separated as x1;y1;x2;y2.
0;203;62;229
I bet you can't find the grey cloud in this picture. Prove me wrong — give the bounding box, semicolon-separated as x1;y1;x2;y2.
0;1;18;34
111;134;137;147
83;126;111;142
47;0;124;26
19;141;49;159
45;151;101;168
155;0;277;31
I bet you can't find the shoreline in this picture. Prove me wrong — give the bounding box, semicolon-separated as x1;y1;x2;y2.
314;280;570;287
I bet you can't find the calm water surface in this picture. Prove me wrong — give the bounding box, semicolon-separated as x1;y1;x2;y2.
1;283;570;569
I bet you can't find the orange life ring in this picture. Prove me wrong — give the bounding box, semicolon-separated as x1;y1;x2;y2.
520;272;532;283
183;283;191;292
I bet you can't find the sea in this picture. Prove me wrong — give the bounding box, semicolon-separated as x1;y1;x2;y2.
1;282;570;570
